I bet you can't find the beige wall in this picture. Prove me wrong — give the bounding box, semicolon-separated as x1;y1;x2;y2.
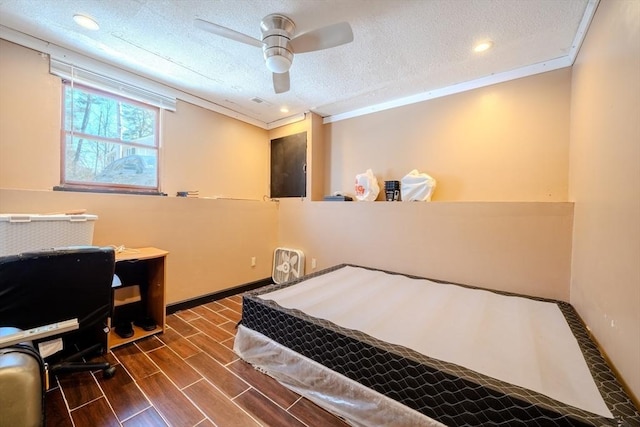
278;200;574;301
0;40;61;190
162;100;270;200
0;39;276;304
268;66;575;301
0;189;278;304
0;39;270;200
0;39;577;306
568;0;640;402
326;68;572;202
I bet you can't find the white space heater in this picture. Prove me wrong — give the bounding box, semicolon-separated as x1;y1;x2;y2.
272;247;305;284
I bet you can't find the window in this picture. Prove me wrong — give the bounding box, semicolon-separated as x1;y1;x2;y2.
61;82;159;191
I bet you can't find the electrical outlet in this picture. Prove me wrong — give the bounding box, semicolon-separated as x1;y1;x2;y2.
251;257;256;267
311;258;317;269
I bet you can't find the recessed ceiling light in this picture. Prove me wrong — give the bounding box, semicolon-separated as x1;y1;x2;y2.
73;14;100;31
280;107;289;113
473;40;493;53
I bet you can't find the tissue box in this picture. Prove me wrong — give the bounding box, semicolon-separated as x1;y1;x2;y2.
0;214;97;256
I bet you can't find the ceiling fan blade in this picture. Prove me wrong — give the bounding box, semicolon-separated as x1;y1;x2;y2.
194;18;263;48
273;71;290;94
290;22;353;54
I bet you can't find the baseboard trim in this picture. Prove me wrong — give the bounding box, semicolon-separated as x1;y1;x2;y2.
166;277;272;314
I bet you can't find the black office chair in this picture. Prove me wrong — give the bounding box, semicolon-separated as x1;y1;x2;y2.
0;246;117;379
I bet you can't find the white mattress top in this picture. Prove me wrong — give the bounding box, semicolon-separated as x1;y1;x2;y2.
259;266;612;419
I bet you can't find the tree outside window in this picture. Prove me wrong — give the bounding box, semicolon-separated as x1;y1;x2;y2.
62;82;159;190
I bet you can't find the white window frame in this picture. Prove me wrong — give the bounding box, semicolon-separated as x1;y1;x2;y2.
60;81;161;192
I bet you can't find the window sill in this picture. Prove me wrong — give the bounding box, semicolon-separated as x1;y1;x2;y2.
53;185;166;196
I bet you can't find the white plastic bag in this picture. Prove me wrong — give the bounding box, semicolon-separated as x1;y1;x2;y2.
401;169;436;201
354;169;380;201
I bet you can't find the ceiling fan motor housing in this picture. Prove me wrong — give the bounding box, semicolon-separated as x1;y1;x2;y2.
261;14;295;73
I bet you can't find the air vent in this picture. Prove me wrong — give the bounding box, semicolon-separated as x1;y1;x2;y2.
250;97;272;106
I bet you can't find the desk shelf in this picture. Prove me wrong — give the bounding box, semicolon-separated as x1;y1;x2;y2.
108;247;168;349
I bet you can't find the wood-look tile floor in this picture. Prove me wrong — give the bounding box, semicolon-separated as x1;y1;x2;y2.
45;295;349;427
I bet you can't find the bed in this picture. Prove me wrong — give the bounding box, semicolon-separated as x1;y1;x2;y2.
234;264;640;426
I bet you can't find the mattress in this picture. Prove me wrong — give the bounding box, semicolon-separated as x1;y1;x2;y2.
235;264;640;426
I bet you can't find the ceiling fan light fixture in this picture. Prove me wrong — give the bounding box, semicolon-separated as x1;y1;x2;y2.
266;55;292;73
264;47;293;73
73;14;99;31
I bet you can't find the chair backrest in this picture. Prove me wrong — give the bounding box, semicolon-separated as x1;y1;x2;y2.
0;246;115;333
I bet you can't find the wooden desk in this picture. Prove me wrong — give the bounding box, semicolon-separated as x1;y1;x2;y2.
108;247;168;349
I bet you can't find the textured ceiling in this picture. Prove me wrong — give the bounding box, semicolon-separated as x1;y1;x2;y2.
0;0;592;126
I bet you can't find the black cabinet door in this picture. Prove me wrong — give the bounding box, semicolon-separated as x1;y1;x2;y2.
270;132;307;198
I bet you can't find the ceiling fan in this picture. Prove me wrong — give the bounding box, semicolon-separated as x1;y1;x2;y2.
195;14;353;94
